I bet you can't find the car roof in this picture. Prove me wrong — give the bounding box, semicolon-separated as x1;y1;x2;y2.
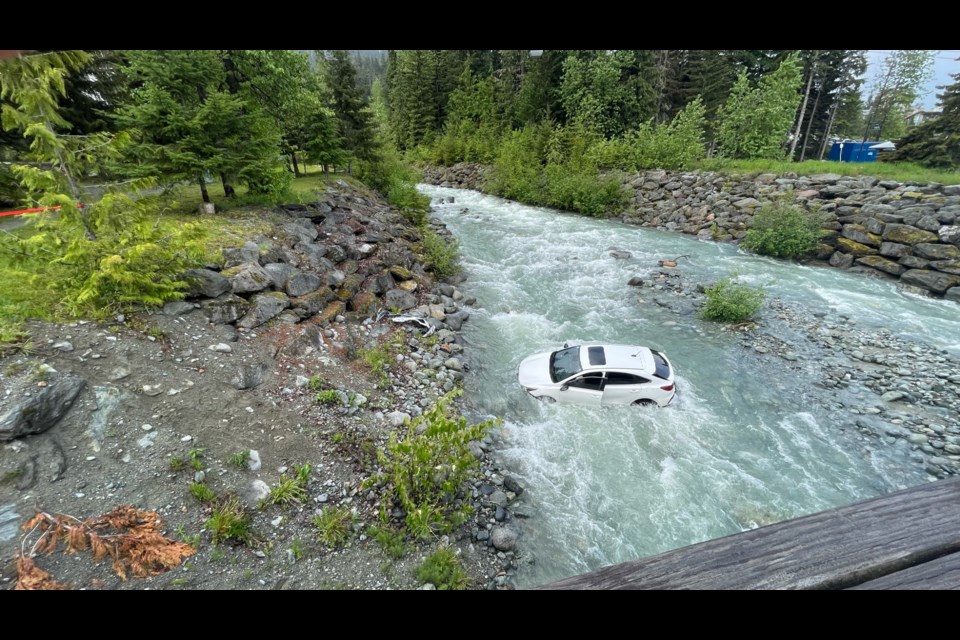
578;344;654;373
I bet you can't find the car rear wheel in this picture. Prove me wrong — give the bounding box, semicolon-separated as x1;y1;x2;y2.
539;396;556;404
632;399;655;408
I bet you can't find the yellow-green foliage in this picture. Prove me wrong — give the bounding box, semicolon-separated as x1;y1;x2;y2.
370;390;499;538
313;507;355;548
417;547;471;590
700;275;766;323
420;229;460;279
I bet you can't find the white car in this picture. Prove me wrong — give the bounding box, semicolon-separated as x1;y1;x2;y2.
517;343;676;407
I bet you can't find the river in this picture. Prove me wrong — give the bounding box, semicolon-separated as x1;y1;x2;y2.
419;184;958;588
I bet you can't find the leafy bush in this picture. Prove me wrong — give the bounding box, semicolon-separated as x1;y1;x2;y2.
369;390;498;538
740;201;824;259
417;547;471;590
543;162;625;217
356;145;429;224
700;275;765;323
367;524;408;560
420;229;461;279
315;389;340;405
206;497;251;545
487;127;545;204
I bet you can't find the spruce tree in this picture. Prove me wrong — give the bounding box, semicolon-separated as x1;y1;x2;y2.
889;70;960;169
325;50;377;172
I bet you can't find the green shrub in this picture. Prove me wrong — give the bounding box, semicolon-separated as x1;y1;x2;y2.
356;145;429;223
740;202;824;259
367;524;409;560
417;548;471;590
368;390;499;538
487;127;545;204
268;463;311;505
700;275;766;323
188;482;216;503
543;162;625;217
420;229;460;279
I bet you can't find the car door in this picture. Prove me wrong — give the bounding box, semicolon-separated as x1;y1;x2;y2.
559;372;605;406
602;371;651;406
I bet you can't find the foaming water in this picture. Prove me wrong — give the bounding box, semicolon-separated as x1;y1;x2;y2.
421;185;947;587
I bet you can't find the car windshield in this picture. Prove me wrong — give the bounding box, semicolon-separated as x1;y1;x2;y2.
651;349;671;380
550;347;582;382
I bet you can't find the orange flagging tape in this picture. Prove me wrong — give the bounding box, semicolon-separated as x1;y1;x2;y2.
0;203;84;218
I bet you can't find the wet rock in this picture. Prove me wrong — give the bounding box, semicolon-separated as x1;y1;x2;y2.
900;269;960;294
609;250;632;259
490;526;518;552
0;375;86;441
503;476;525;496
914;243;960;261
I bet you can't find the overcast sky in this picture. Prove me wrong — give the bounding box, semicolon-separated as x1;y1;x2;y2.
866;50;959;110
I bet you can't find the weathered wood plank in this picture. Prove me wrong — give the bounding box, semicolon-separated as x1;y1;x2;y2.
540;477;960;589
849;552;960;590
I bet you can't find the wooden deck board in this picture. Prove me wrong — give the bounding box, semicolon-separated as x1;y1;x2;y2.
539;477;960;590
848;552;960;590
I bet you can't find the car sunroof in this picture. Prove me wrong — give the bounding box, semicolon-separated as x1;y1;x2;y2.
587;346;606;366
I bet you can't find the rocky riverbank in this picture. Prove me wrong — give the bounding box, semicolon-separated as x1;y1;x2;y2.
0;180;524;590
627;267;960;479
422;163;960;302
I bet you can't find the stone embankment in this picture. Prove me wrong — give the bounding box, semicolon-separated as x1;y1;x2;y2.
423;163;960;302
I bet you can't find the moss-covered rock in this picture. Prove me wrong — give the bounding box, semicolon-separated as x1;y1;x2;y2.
836;237;878;257
841;224;882;247
900;269;960;294
349;291;377;313
913;243;960;260
855;255;906;276
318;300;344;323
882;224;938;245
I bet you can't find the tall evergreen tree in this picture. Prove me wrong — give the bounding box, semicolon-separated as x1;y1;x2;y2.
889;68;960;169
325;50;377;172
861;50;935;143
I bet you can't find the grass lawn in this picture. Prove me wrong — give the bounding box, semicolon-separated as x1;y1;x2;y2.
694;158;960;185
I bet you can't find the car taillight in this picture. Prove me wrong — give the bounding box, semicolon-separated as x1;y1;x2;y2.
660;384;674;391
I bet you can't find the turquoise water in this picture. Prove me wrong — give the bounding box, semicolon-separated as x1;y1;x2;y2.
421;185;952;588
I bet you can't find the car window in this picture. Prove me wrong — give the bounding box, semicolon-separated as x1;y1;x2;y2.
550;347;582;382
650;350;671;380
567;372;604;391
606;372;649;385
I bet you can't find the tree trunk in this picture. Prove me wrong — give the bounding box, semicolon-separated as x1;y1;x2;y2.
347;161;352;176
789;52;818;160
799;87;822;162
199;176;210;204
220;173;236;198
290;153;301;176
819;93;842;160
322;164;328;174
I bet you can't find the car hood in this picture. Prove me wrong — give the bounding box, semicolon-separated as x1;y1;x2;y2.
518;352;553;387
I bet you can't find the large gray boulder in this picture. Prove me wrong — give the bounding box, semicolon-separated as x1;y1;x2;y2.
913;243;960;260
263;263;294;290
385;288;417;311
490;526;518;552
225;262;273;294
286;272;322;297
222;241;260;268
939;225;960;245
200;293;250;324
882;224;939;245
879;242;911;258
855;256;905;276
282;221;319;244
237;293;290;329
900;269;960;294
0;376;86;441
184;268;231;299
231;363;270;390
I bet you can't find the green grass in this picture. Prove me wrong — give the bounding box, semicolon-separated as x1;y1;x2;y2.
188;481;216;503
206;496;251;545
227;450;250;469
695;158;960;185
367;525;409;560
267;463;312;506
188;448;205;471
416;548;471;590
315;389;341;405
169;456;186;472
313;507;355;548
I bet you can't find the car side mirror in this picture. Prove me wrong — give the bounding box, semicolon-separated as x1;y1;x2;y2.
560;384;569;391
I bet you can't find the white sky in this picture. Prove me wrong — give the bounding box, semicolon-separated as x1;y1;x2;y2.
866;50;959;110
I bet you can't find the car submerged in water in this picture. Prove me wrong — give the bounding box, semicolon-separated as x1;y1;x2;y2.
517;343;676;407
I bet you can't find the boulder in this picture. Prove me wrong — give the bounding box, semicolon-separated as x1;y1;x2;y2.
913;243;960;260
841;224;881;247
863;218;885;235
286;272;322;297
882;224;938;245
384;288;417;311
263;263;294;290
900;269;960;294
292;288;337;316
829;251;854;268
835;237;877;257
282;221;319;243
945;287;960;302
237;293;291;329
861;203;896;217
930;260;960;275
916;215;942;232
200;293;250;324
898;255;930;269
348;291;377;313
490;526;518;552
224;262;273;294
0;376;86;441
222;241;260;268
878;242;911;258
231;363;270;390
184;268;231;299
939;225;960;245
295;242;332;269
162;301;196;316
855;256;905;276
